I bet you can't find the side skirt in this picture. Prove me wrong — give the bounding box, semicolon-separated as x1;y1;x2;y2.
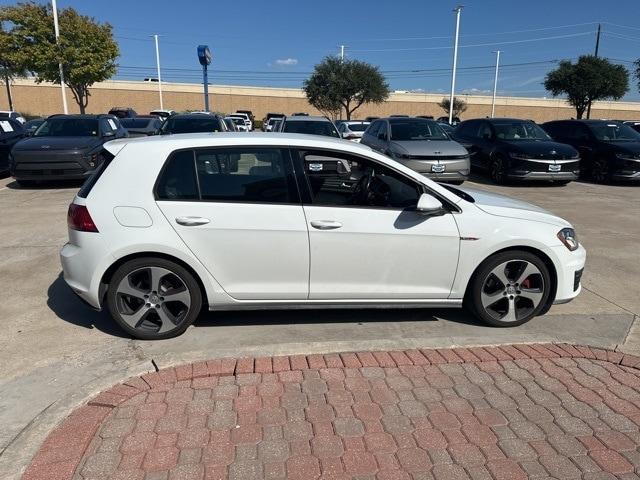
209;299;463;312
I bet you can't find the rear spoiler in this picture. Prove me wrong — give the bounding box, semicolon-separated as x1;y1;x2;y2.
102;139;130;157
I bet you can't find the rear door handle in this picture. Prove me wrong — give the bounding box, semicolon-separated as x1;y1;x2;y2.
310;220;342;230
176;216;210;226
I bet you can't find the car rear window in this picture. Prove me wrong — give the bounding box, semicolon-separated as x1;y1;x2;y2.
121;118;153;128
347;123;370;132
283;121;339;137
160;117;224;134
77;149;115;198
155;150;199;200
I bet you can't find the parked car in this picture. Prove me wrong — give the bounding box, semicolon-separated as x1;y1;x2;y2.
149;109;175;119
223;118;238;131
225;116;248;132
235;110;254;125
270;118;283;132
0;118;26;176
337;121;370;142
263;113;285;131
24;118;46;135
452;118;580;185
0;110;26;124
108;107;138;119
622;121;640;134
280;116;340;138
365;116;380;122
437;116;461;125
361;117;469;184
263;117;280;132
120;116;163;137
542;119;640;183
232;112;252;131
417;115;434;120
438;122;455;135
291;112;309;116
10;114;127;185
159;114;228;135
60;132;586;339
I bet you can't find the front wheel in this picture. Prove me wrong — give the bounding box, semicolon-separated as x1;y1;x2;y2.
591;158;610;183
467;250;551;327
490;156;508;184
107;257;203;339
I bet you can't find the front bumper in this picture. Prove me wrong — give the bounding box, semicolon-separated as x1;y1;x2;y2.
11;150;97;181
611;170;640;181
549;243;586;304
507;157;580;181
507;171;579;181
423;170;469;182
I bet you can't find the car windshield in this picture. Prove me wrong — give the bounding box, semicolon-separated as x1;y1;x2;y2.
390;120;449;141
346;123;370;132
121;118;153;128
493;122;550;140
283;120;339;137
160;117;224;134
34;118;99;137
588;123;640;142
228;118;245;125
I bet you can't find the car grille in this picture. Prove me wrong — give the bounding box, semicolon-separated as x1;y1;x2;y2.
527;152;576;160
408;154;469;161
574;268;584;292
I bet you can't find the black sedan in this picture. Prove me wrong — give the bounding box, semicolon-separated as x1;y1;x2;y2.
120;116;163;137
452;118;580;184
0;118;27;176
159;114;228;135
10;114;127;185
543;120;640;183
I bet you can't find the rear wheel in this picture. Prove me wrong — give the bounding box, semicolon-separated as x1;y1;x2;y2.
107;257;202;339
591;158;610;183
467;250;551;327
489;156;508;184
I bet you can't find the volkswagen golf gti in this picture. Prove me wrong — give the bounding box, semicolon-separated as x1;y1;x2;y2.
61;133;586;339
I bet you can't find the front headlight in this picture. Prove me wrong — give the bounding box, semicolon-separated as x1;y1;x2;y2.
615;152;640;161
557;228;579;251
509;152;529;160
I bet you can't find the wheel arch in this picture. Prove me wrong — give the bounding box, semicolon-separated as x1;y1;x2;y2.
463;245;558;314
99;251;209;308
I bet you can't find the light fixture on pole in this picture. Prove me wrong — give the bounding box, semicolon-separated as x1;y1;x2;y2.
448;5;463;125
153;34;163;109
51;0;68;114
197;45;212;112
491;50;501;118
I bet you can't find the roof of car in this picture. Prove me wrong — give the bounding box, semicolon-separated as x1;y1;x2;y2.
168;113;222;119
385;116;436;122
284;116;332;122
543;119;615;124
47;114;114;119
485;118;535;123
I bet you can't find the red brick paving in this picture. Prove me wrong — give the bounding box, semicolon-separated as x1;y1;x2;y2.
21;344;640;479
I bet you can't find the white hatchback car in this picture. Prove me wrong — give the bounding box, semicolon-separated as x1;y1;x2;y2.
61;133;586;339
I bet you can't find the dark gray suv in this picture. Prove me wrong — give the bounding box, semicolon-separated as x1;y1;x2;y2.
361;117;470;184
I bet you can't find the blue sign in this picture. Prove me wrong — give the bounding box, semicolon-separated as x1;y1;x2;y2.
197;45;212;66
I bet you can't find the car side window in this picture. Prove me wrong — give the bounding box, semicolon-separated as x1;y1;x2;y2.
298;150;422;209
477;122;493;140
195;147;296;203
100;119;114;134
156;150;199;200
366;121;380;138
377;122;388;141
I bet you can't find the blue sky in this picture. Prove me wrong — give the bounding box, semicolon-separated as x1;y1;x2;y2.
4;0;640;99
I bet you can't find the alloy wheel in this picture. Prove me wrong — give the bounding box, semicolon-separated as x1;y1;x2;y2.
114;266;192;334
490;157;506;184
592;158;609;183
480;260;545;323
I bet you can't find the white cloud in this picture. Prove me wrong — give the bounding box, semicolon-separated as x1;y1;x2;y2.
275;58;298;66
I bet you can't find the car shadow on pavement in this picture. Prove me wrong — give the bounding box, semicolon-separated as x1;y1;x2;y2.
47;273;130;338
5;179;83;190
466;173;568;188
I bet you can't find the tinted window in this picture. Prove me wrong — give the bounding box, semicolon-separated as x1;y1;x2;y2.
160;117;224;134
78;149;115;198
34;118;99;137
283;120;339;138
587;122;640;142
493;121;551;140
195;148;294;203
477;122;493;139
156;150;199;200
389;119;448;141
366;121;380;137
346;123;370;132
121;118;154;128
300;150;421;209
455;120;477;137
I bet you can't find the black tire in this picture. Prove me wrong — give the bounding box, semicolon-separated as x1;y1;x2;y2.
15;179;37;187
107;257;203;340
591;158;610;184
489;155;508;184
466;250;552;327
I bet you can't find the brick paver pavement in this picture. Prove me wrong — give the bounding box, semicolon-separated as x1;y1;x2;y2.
21;344;640;479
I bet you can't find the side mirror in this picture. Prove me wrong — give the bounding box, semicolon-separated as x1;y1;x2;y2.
416;193;444;215
103;130;115;138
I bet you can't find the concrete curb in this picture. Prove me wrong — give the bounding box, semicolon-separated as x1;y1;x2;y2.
20;343;640;480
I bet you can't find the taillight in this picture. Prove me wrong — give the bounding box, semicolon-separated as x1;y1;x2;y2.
67;204;99;232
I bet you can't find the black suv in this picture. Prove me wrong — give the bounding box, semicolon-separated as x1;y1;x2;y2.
10;114;127;185
452;118;580;184
0;118;27;176
108;107;138;119
158;113;228;134
542;120;640;183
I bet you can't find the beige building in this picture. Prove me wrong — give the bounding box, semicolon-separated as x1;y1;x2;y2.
2;77;639;122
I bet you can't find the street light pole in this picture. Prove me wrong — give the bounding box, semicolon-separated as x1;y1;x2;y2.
340;45;345;61
491;50;501;118
448;5;463;125
153;34;163;109
51;0;68;114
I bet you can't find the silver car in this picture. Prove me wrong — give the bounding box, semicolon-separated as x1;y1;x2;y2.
361;117;470;183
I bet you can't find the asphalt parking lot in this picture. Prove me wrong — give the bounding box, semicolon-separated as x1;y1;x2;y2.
0;174;638;477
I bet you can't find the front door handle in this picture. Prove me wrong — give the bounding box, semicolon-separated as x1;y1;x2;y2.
176;216;210;226
310;220;342;230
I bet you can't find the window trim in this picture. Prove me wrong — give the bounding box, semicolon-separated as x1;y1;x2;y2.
154;145;301;205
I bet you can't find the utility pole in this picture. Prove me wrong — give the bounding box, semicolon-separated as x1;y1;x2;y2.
448;6;463;125
586;23;601;119
340;45;345;61
51;0;68;114
153;34;163;109
491;50;501;118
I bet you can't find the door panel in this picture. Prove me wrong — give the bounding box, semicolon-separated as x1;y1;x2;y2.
305;206;460;299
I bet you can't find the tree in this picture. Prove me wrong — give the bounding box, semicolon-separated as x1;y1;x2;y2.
304;56;389;120
0;2;119;113
0;24;29;110
438;97;467;118
544;55;628;119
